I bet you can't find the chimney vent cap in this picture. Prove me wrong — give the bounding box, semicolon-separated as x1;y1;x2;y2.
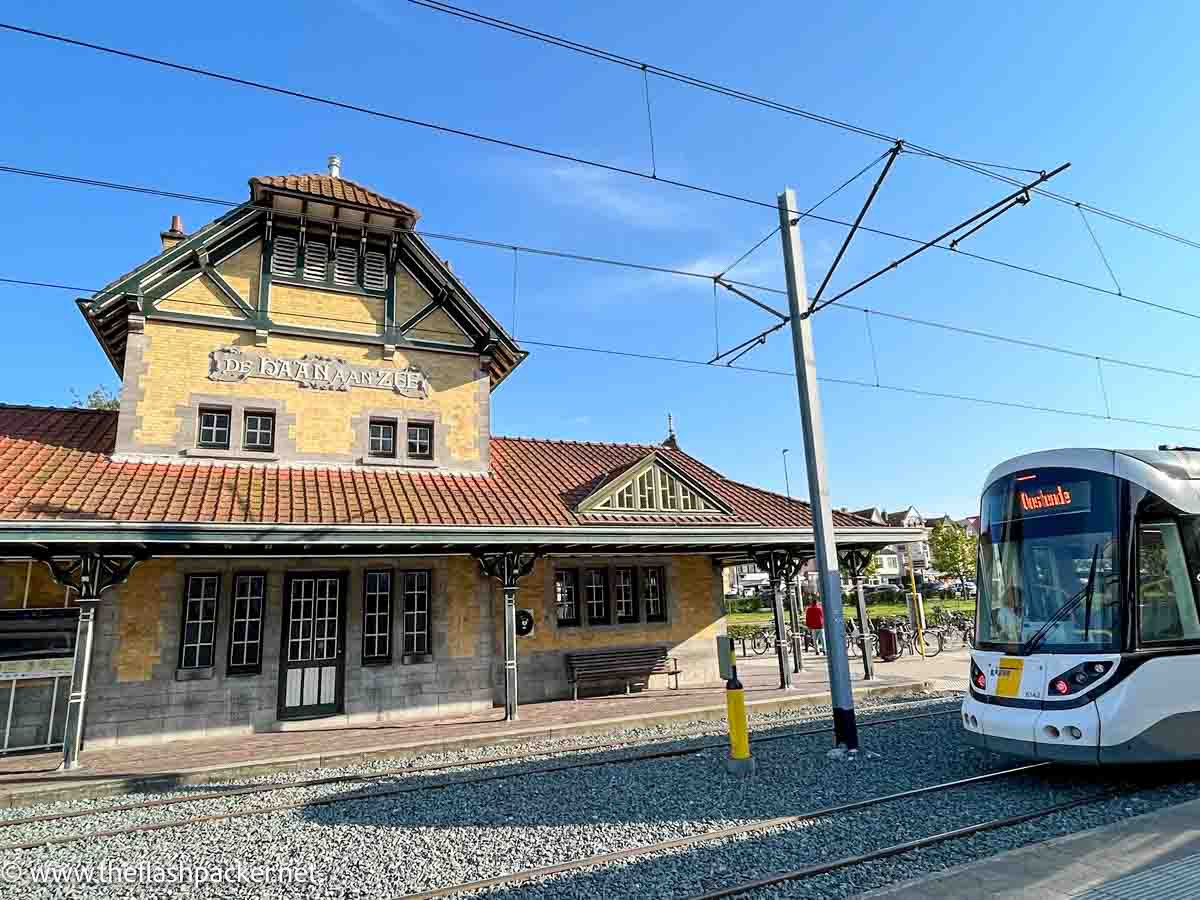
328;154;342;178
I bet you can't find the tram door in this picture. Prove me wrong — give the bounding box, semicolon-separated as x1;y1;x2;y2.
279;573;346;719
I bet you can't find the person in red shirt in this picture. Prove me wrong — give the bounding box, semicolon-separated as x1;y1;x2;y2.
804;597;825;653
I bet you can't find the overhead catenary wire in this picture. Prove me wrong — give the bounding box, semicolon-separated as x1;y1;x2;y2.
7;275;1200;437
402;0;1200;252
1077;204;1123;296
718;147;896;279
7;162;1198;333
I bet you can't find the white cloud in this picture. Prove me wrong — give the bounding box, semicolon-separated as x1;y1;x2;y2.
521;163;710;230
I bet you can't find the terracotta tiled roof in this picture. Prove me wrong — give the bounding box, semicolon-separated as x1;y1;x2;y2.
0;406;883;529
250;174;420;220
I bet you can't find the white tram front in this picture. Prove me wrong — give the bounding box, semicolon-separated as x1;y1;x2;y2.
962;447;1200;764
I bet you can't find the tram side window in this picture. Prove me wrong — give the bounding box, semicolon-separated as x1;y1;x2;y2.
1138;522;1200;643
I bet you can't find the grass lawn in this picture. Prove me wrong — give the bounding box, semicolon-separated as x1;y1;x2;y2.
727;597;976;627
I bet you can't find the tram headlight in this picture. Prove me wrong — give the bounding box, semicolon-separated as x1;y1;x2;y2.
1048;661;1114;696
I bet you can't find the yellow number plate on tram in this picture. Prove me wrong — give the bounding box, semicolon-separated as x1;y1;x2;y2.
995;657;1025;698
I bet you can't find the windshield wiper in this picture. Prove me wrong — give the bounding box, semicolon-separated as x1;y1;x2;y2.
1024;545;1100;655
1083;547;1099;640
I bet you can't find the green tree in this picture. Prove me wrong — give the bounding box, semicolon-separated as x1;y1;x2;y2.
71;385;120;410
929;521;978;598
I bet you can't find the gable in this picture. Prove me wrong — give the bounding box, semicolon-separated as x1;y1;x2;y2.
577;452;732;516
408;307;473;346
158;274;248;320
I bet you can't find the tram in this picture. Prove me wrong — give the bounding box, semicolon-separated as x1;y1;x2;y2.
962;447;1200;764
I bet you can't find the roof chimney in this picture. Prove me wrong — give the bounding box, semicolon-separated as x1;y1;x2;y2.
328;154;342;179
160;214;186;252
661;413;679;450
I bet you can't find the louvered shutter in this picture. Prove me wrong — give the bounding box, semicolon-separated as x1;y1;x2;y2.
363;251;387;292
303;242;329;281
271;236;299;276
334;245;358;286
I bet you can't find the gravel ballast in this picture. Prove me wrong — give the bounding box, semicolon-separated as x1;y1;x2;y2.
2;692;1194;900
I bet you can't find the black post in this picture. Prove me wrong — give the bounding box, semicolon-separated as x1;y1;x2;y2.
476;550;540;722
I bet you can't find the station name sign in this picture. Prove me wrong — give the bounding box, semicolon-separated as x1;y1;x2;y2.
209;347;428;398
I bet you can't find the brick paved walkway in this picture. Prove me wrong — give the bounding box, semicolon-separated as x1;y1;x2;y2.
0;649;966;807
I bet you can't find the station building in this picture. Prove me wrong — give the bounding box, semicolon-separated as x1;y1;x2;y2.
0;161;920;767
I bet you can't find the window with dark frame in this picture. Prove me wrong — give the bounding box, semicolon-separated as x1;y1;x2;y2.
180;574;219;669
197;408;231;450
615;567;639;623
228;573;264;675
369;419;397;458
402;570;432;656
643;566;667;622
363;570;393;663
243;412;275;452
584;569;610;624
555;569;580;626
407;422;434;460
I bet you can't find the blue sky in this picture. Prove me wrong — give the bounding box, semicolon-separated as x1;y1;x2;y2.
3;1;1200;518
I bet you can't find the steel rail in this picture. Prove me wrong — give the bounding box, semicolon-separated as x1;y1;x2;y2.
0;705;962;848
392;761;1051;900
690;789;1124;898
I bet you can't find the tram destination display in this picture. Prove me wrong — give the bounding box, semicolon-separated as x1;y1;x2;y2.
988;476;1092;522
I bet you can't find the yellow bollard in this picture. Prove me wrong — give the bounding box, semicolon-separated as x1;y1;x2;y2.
725;665;756;776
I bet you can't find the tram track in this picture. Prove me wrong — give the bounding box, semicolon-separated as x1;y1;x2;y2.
391;761;1055;899
0;704;962;851
689;789;1124;898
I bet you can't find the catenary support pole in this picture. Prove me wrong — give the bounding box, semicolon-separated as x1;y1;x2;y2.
778;188;858;751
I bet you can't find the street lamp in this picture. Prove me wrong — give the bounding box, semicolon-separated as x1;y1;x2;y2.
781;448;791;500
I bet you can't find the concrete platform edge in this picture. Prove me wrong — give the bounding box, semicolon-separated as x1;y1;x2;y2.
0;679;935;809
856;794;1200;899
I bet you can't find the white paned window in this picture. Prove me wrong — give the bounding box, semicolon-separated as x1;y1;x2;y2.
334;244;358;286
555;570;579;626
228;574;264;673
407;422;433;460
271;235;299;276
198;408;231;449
303;241;329;281
637;470;656;509
369;420;397;458
615;568;637;622
243;413;275;452
181;575;219;669
363;250;388;291
680;484;704;511
615;483;635;509
403;570;431;656
643;567;667;622
363;570;392;662
585;569;609;623
659;470;678;510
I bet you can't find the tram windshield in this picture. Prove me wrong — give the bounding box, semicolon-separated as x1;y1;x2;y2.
978;468;1121;654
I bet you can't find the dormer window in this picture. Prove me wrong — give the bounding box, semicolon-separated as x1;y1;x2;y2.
579;457;730;515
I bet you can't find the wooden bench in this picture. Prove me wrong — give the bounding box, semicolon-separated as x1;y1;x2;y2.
565;647;681;700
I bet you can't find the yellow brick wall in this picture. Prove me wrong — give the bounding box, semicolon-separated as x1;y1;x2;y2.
0;562;74;609
517;556;723;651
445;557;483;658
112;560;170;683
158;275;244;319
270;283;386;336
215;243;260;303
131;320;486;463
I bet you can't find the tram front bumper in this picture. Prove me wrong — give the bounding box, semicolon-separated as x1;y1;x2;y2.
961;694;1101;764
